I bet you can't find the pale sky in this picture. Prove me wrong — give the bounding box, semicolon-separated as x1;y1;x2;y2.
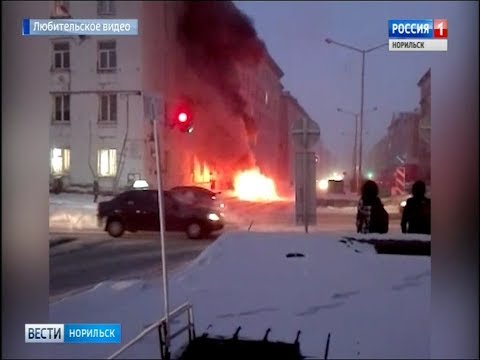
234;1;461;170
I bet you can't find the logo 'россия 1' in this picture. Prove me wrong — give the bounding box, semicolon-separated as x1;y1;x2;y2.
388;19;448;52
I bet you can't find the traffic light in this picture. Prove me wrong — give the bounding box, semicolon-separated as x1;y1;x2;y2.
173;105;194;133
178;112;188;123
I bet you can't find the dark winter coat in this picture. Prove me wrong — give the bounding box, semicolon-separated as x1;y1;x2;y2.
356;196;389;234
401;196;431;234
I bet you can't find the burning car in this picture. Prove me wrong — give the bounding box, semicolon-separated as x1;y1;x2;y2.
170;186;225;211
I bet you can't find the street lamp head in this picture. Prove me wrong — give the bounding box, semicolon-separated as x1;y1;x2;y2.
325;38;333;44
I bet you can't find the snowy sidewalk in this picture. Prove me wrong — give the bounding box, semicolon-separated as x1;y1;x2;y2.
49;194;112;231
38;231;430;359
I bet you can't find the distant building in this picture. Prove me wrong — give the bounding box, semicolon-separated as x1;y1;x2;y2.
368;67;431;189
386;111;421;168
417;68;431;182
280;92;319;192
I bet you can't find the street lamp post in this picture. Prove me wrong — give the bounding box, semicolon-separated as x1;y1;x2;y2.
338;107;377;192
326;38;387;190
337;109;359;192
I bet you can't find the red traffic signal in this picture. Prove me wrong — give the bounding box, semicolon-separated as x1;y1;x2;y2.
173;105;194;133
178;112;188;123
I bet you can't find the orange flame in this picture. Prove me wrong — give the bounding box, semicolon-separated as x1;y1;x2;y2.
193;156;212;184
233;168;280;202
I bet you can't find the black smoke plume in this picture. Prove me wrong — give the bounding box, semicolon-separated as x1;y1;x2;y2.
177;1;266;138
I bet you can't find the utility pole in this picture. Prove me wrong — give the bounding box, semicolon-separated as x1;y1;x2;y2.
326;38;387;191
337;107;377;193
358;52;366;192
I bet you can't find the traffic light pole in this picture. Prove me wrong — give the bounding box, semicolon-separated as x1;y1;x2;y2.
152;116;171;359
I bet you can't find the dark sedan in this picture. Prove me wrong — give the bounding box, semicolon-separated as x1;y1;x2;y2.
97;189;224;239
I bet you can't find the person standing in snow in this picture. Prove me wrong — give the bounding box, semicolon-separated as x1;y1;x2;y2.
356;180;389;234
401;180;431;235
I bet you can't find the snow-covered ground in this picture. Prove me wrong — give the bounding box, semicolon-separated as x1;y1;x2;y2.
317;204;399;215
49;194;112;231
316;192;406;207
38;231;430;359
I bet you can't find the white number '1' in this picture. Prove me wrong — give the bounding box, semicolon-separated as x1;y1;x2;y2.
437;22;444;36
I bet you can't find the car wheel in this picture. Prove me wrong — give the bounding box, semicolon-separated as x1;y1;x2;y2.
107;220;125;238
186;222;203;239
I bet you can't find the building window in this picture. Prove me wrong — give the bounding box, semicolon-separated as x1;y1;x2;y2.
97;149;117;177
52;94;70;122
98;40;117;71
52;42;70;70
51;148;70;175
97;1;115;15
99;94;117;122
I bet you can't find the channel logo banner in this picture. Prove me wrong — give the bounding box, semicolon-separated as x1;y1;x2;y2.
25;324;121;344
22;19;138;36
388;19;448;52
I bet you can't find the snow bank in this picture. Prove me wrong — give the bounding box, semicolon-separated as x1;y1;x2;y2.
317;204;399;215
50;193;114;206
49;205;100;231
342;232;430;242
49;194;112;231
173;232;430;359
49;210;99;231
40;231;429;359
316;193;408;207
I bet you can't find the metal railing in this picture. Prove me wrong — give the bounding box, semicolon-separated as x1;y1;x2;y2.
107;302;195;360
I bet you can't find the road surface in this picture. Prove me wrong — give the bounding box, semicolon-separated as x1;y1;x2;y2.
50;231;216;301
222;200;401;232
49;197;402;301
